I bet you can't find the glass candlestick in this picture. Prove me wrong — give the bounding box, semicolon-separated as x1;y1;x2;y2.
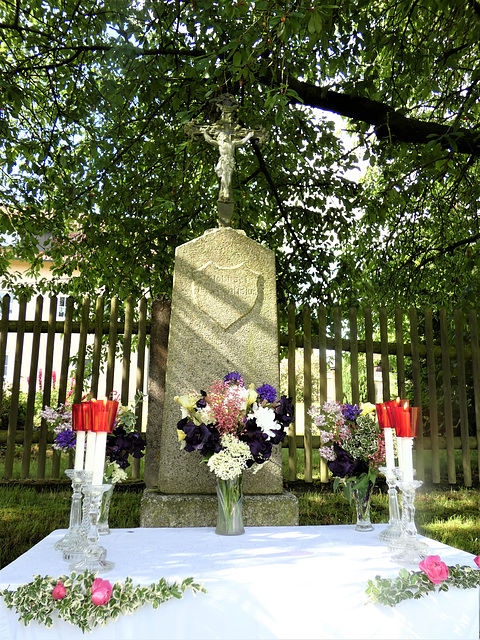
54;469;91;563
389;479;429;565
378;466;402;542
70;484;115;573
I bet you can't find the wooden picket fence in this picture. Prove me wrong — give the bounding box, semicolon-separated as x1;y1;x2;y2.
0;294;149;480
1;295;479;487
280;304;480;488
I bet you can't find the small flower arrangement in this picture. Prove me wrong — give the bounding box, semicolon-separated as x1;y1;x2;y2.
1;569;205;632
366;555;480;606
42;392;146;483
41;404;75;452
309;401;385;499
175;371;294;480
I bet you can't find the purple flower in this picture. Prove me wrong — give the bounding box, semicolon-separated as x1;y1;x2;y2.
274;396;295;429
342;403;362;422
241;418;273;464
224;371;244;386
54;429;76;450
327;444;368;478
196;391;207;409
106;426;146;469
256;384;277;404
179;418;221;455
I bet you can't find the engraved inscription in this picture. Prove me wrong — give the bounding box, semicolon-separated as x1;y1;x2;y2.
192;262;259;329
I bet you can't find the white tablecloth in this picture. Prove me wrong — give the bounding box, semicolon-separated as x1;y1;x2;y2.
0;525;478;640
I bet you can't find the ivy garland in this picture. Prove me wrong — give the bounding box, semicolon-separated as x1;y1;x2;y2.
1;570;206;633
366;564;480;607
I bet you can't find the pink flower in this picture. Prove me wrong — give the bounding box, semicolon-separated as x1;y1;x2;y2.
474;556;480;568
52;581;66;600
91;578;113;606
419;555;449;584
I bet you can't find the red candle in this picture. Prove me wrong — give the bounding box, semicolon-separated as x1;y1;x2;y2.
91;398;119;485
91;398;119;433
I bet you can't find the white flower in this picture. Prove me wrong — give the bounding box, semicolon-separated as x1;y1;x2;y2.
207;434;252;480
248;405;278;438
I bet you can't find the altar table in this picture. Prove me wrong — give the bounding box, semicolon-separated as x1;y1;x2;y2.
0;525;478;640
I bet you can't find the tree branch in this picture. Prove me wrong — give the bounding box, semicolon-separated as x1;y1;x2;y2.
262;70;480;156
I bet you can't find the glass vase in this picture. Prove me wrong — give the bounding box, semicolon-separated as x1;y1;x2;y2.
352;481;374;532
98;484;115;535
215;474;245;535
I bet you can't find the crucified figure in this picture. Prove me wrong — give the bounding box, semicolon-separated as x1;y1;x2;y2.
202;130;255;202
185;95;268;226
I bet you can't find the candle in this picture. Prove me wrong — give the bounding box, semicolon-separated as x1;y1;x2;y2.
84;431;97;476
74;431;86;471
393;405;419;483
384;428;396;469
402;438;414;482
90;398;119;486
72;402;93;471
92;432;107;485
375;403;396;469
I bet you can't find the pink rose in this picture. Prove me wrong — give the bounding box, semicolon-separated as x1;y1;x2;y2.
91;578;113;606
474;556;480;569
419;555;449;584
52;581;66;600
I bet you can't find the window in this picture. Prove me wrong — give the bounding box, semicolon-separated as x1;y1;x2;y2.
57;296;67;319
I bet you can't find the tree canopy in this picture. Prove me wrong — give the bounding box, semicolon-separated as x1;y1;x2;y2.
1;0;479;313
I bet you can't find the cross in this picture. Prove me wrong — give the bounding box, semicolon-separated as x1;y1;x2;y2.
185;94;268;227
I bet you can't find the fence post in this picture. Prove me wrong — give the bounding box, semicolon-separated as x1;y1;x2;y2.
469;309;480;478
349;307;359;405
0;295;9;419
105;297;118;398
287;302;297;482
364;308;375;403
4;295;27;479
132;297;148;479
303;304;312;483
440;307;456;483
395;307;406;398
21;295;43;479
454;308;472;487
380;307;390;401
425;307;441;483
91;296;104;399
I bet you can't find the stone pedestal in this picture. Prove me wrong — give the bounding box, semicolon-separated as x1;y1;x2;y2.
141;227;298;527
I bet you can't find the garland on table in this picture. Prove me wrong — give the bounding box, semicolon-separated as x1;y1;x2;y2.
1;570;206;633
366;555;480;607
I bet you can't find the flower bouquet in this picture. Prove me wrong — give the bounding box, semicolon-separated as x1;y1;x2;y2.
175;371;294;535
309;401;385;530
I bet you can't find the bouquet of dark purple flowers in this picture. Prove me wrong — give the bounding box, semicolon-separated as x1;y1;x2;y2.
175;371;294;480
309;401;385;501
105;392;146;472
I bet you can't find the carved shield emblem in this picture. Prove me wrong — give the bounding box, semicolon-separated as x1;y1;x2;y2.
192;261;259;330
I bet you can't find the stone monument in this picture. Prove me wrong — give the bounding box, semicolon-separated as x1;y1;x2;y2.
141;96;298;527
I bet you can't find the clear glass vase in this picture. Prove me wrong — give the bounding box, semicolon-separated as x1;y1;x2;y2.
352;481;374;532
215;474;245;535
98;484;115;535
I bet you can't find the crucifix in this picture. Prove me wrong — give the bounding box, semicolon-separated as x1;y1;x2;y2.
185;95;268;227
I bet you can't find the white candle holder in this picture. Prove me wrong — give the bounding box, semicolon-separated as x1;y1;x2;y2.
54;470;91;563
388;479;429;565
377;466;402;542
70;484;114;573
